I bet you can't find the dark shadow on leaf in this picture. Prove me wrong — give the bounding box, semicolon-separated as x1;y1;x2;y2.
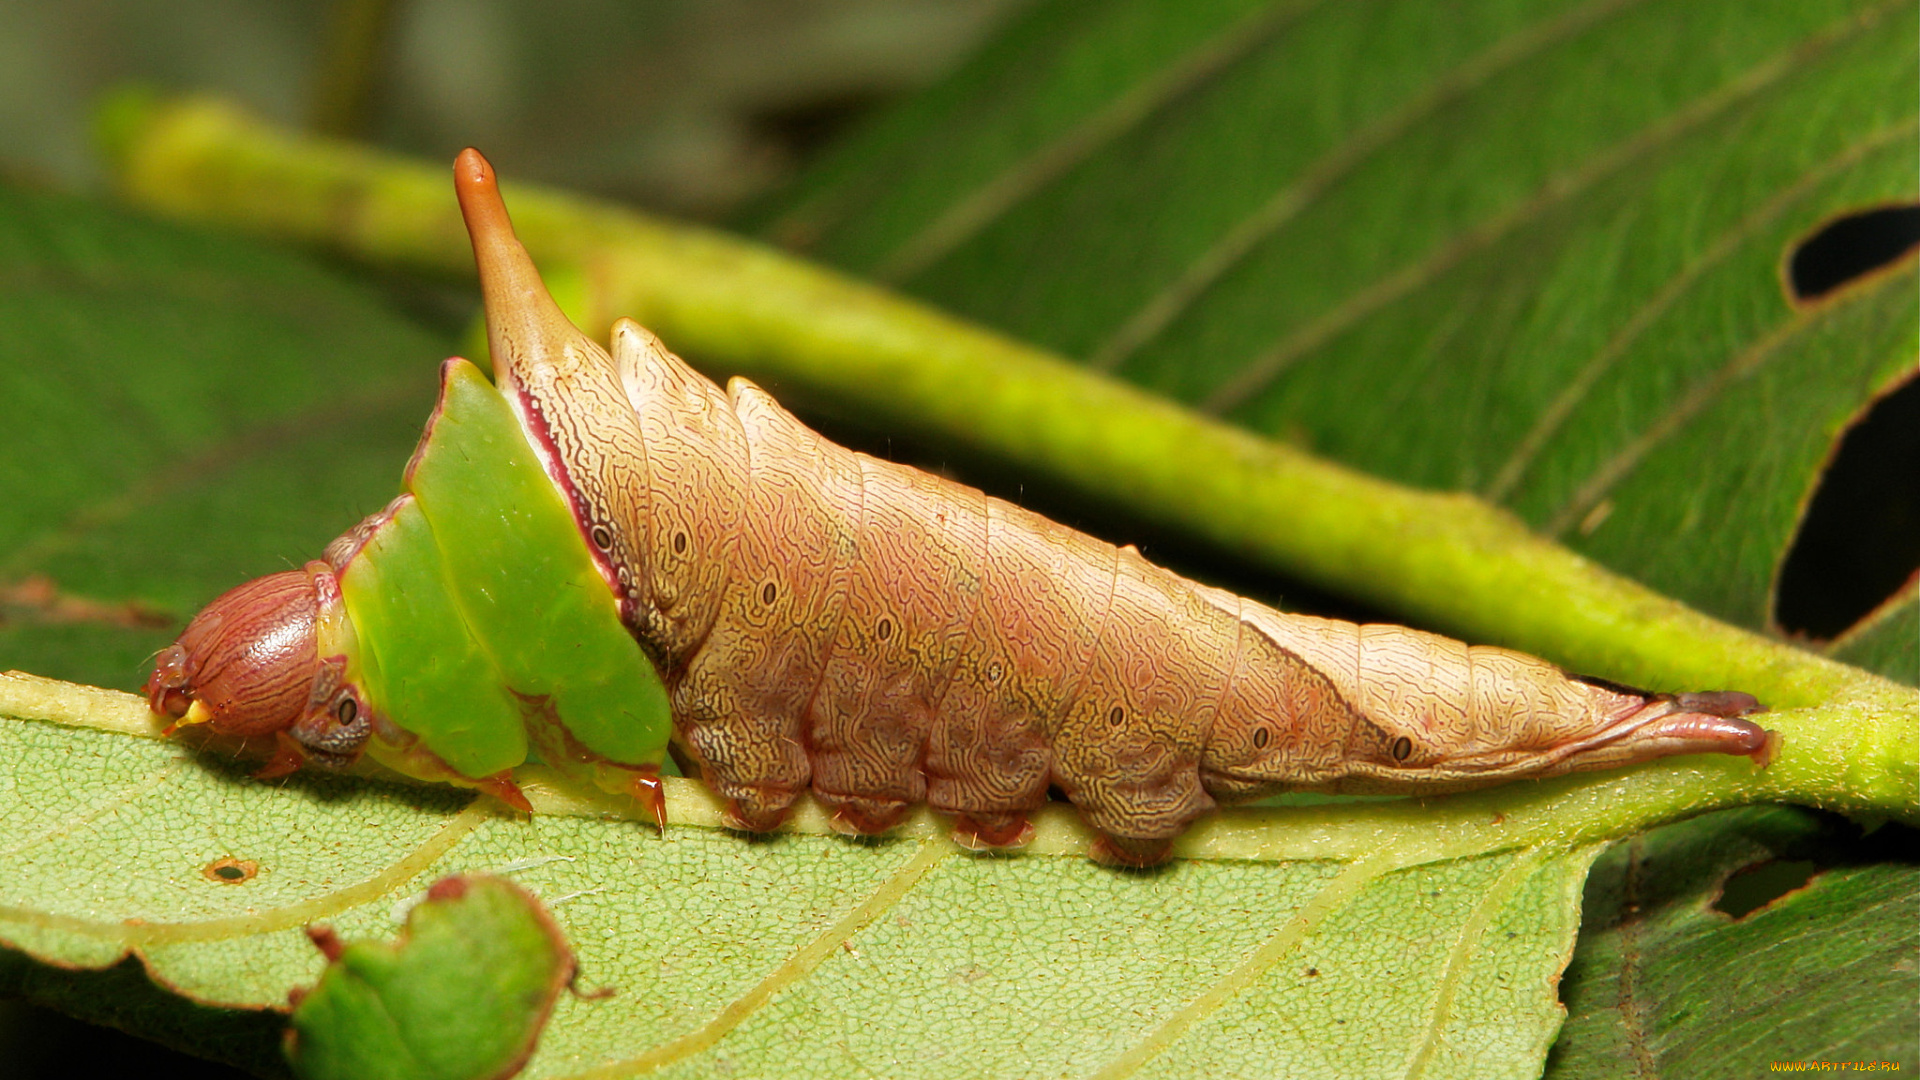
172;730;476;814
0;950;287;1079
1713;858;1819;919
1549;808;1920;1078
1725;811;1920;915
1581;807;1918;933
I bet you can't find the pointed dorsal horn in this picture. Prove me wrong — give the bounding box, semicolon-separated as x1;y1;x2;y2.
452;148;593;387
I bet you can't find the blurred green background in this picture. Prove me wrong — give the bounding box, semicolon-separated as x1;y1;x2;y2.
0;0;1023;218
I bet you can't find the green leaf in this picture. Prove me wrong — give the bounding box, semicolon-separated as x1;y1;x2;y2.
288;875;575;1080
1549;806;1919;1075
2;679;1614;1079
0;178;448;692
1826;586;1919;688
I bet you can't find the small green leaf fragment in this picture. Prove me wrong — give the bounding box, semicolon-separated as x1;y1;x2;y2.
286;874;579;1080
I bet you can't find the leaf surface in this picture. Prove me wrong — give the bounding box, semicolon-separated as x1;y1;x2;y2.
0;180;447;692
1549;806;1919;1075
1827;587;1919;688
2;687;1610;1080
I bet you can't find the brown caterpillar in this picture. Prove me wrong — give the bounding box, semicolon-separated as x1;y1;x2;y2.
149;150;1776;866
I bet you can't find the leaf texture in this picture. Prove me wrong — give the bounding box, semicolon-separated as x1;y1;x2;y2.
1549;806;1919;1075
0;181;447;692
1;698;1604;1080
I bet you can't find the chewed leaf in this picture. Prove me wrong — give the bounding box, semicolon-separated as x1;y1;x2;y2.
288;875;574;1080
1774;373;1920;653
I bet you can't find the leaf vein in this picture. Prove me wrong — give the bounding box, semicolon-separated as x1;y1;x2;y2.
1087;845;1405;1080
0;800;489;948
1485;114;1920;503
878;0;1326;284
1616;834;1664;1080
562;838;946;1079
1400;845;1559;1080
0;378;421;584
1543;259;1915;537
1090;0;1651;373
0;758;189;860
1200;0;1894;415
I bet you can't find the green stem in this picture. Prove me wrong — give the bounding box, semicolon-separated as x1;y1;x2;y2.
98;95;1916;820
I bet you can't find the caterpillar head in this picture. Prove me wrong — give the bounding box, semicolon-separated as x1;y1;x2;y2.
146;561;370;769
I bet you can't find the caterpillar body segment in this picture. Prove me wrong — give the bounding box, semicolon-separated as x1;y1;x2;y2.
145;149;1776;867
1218;604;1773;793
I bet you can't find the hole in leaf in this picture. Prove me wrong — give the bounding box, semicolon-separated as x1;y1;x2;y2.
1775;375;1920;641
202;857;259;885
1714;858;1819;919
1786;203;1920;303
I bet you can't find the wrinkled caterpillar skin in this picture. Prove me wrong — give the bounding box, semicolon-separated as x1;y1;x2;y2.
149;150;1775;867
455;153;1774;864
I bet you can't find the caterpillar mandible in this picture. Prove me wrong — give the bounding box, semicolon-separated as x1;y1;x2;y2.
144;149;1777;866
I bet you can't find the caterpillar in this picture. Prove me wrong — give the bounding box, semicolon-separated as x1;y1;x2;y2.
144;149;1777;866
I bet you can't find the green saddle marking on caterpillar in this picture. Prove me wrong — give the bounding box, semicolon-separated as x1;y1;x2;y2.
340;358;673;781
